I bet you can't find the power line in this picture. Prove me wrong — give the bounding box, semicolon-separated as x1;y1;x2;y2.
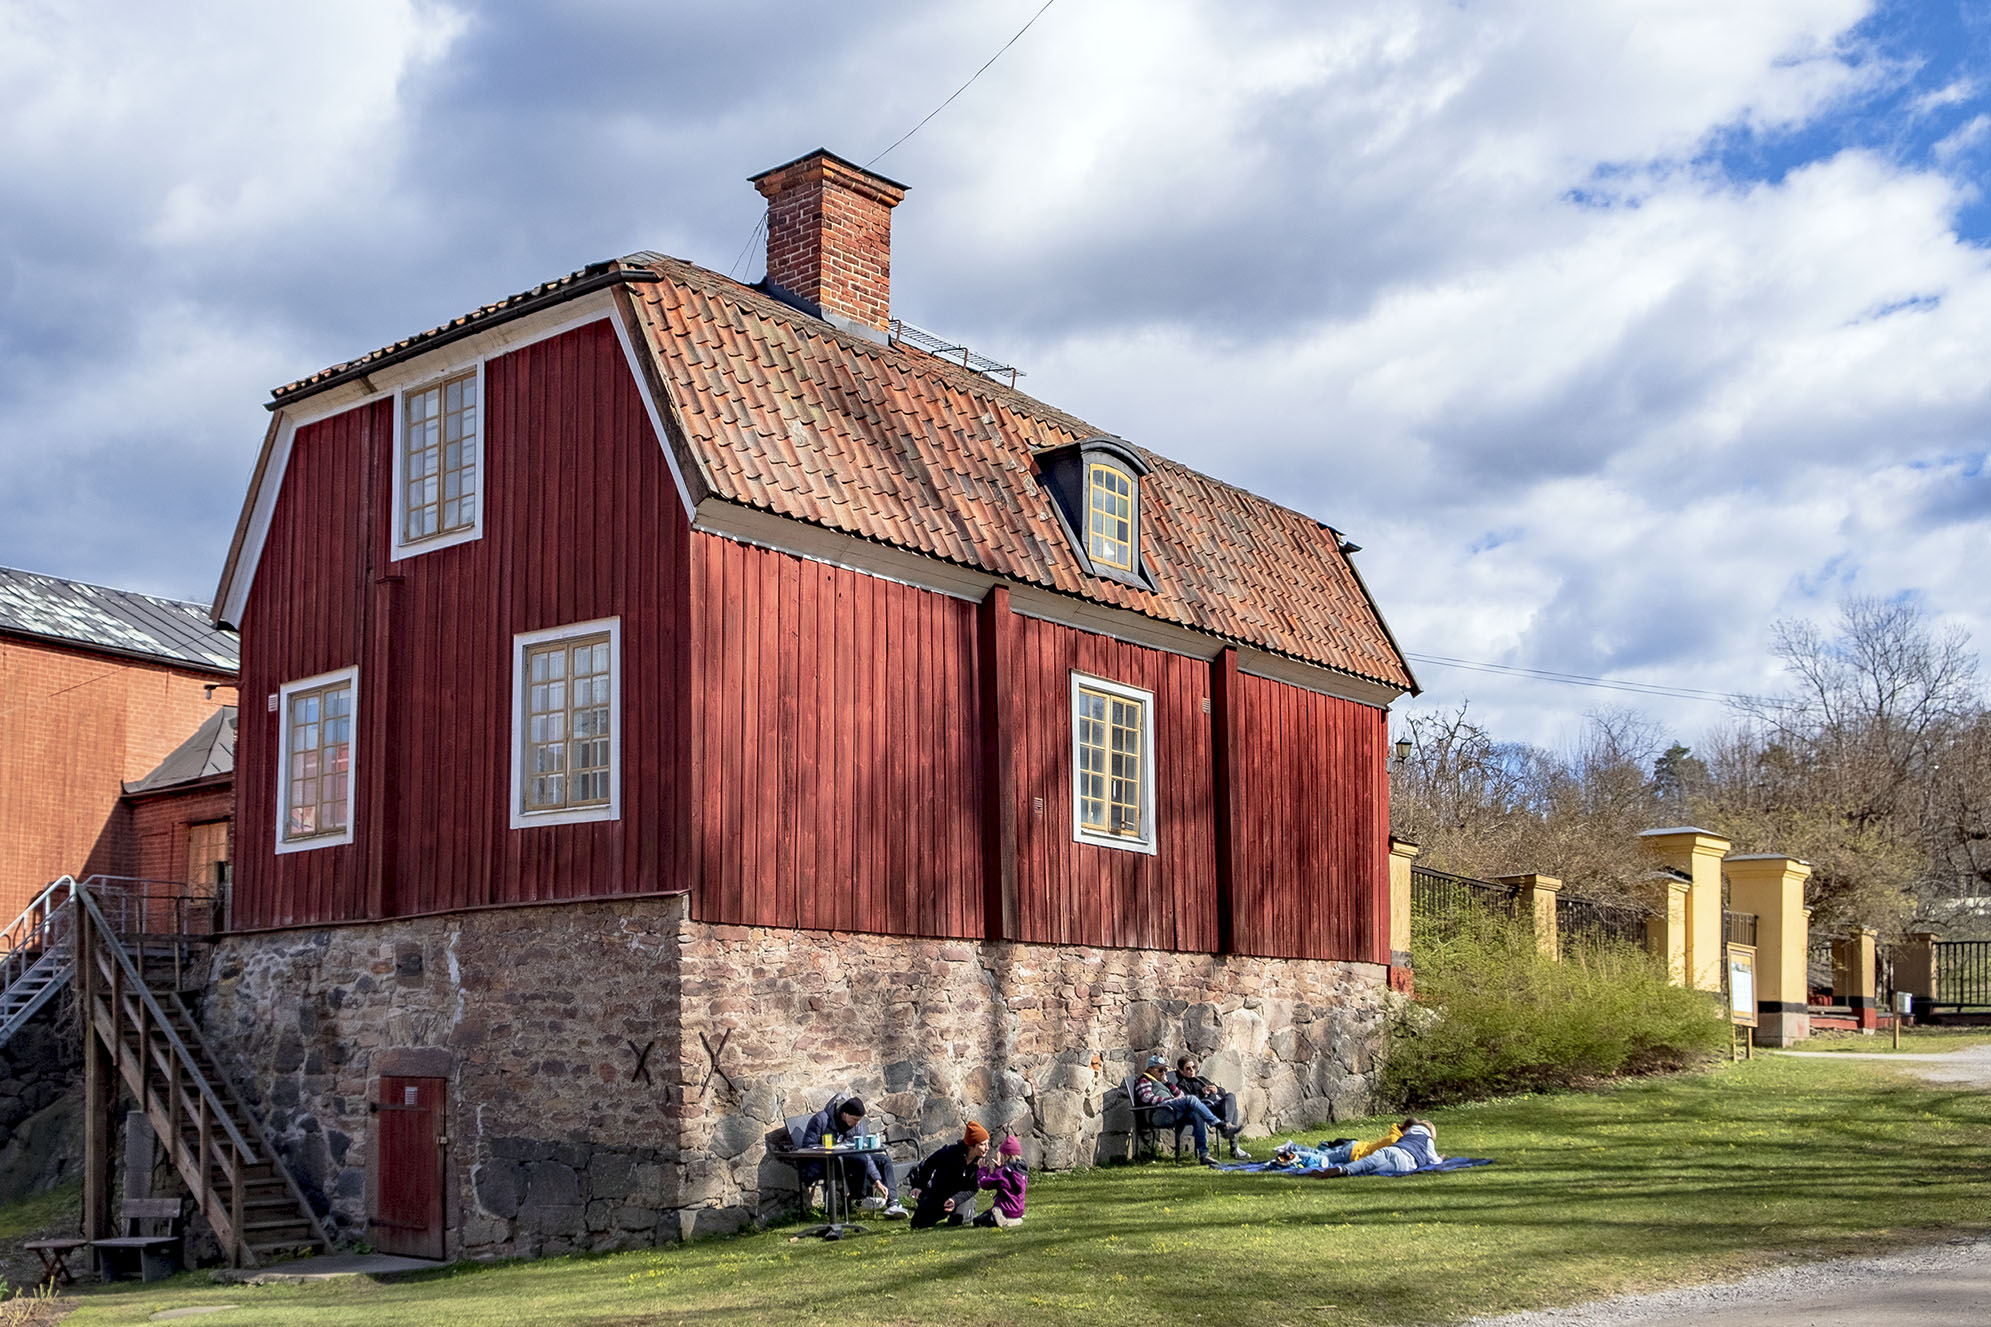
726;2;1061;283
865;0;1062;169
1404;651;1776;707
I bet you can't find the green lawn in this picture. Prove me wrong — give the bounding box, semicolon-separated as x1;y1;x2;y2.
41;1053;1991;1327
1795;1027;1991;1053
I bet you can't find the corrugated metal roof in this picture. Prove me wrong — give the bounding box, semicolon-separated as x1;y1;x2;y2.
124;706;236;795
0;566;239;673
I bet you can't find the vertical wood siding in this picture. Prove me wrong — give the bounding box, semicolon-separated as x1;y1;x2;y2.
235;320;690;928
1006;614;1220;952
235;324;1387;960
1226;669;1388;963
689;536;985;939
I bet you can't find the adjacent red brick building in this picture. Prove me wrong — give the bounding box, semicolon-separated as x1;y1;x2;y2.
0;567;238;919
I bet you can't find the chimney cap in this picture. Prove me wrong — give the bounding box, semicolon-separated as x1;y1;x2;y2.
749;148;909;204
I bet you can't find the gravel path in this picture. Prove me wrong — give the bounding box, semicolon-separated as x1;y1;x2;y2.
1468;1046;1991;1327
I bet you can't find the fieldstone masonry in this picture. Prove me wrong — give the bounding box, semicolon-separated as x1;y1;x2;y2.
200;895;1386;1258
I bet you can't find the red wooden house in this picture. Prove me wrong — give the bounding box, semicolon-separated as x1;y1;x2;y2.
201;150;1417;1255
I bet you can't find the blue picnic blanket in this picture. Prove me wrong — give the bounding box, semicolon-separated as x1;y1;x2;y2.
1216;1156;1494;1176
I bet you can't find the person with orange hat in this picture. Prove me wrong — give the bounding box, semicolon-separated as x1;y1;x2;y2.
905;1121;991;1228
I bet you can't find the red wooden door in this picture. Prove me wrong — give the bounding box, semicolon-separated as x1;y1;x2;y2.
371;1075;446;1259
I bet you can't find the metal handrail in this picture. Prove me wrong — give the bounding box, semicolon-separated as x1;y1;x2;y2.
74;882;256;1160
1;876;77;986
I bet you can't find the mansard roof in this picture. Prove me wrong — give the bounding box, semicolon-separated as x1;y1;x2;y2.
233;252;1415;695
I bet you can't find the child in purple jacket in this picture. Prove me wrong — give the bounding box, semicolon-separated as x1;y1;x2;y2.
972;1134;1028;1227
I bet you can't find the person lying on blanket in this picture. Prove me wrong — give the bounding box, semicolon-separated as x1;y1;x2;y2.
1310;1118;1442;1177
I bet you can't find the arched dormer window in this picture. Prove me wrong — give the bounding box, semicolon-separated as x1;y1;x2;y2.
1086;458;1137;572
1033;437;1153;588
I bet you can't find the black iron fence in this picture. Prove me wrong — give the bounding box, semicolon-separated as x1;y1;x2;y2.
1724;910;1758;948
1410;866;1520;935
1934;940;1991;1010
1557;894;1651;950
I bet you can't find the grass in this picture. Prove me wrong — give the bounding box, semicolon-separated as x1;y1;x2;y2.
37;1054;1991;1327
0;1184;79;1242
1796;1027;1991;1054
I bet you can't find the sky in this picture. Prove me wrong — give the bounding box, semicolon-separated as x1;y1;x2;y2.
3;0;1988;753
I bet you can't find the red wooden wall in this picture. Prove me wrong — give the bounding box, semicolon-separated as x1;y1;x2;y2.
236;317;1388;961
689;537;986;938
1001;614;1219;952
1225;670;1389;963
235;320;690;928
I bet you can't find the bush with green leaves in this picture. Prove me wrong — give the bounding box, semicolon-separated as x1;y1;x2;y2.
1382;911;1729;1107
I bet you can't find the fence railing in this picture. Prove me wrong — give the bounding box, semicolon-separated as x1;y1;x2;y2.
1934;940;1991;1010
1410;866;1520;934
1556;894;1652;949
1724;910;1758;948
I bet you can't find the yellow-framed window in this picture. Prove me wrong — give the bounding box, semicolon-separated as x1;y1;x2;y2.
1087;461;1135;571
522;633;613;812
283;682;352;841
1075;683;1145;838
403;370;479;543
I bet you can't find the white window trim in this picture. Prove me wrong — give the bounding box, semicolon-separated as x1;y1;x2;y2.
1069;670;1158;856
510;617;623;829
274;665;359;855
389;357;488;562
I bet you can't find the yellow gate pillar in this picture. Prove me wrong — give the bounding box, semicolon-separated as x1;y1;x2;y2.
1832;927;1880;1031
1388;838;1419;993
1640;828;1732;992
1723;854;1813;1046
1645;875;1691;985
1497;874;1563;960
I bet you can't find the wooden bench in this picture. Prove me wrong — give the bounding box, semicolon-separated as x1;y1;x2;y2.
92;1197;183;1282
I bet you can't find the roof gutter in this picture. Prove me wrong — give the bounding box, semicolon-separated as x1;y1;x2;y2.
264;264;669;412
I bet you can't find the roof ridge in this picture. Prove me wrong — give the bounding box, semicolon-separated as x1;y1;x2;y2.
626;252;1114;441
0;563;216;613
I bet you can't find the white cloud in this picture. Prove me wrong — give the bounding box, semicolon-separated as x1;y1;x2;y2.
2;0;1986;755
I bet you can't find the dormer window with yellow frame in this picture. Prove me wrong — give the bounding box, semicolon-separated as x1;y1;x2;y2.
1087;461;1136;572
1033;436;1154;589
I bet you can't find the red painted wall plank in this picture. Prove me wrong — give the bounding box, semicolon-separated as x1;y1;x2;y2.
237;321;691;927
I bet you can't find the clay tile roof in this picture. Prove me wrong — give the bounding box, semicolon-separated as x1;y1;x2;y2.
619;254;1415;691
0;565;239;673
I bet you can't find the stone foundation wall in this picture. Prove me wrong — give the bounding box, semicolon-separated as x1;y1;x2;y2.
200;896;1387;1256
670;926;1387;1234
200;898;684;1259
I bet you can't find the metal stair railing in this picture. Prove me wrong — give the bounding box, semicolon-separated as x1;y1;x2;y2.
74;881;330;1267
0;877;78;1050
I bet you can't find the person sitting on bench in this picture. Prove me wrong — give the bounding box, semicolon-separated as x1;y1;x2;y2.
1133;1054;1238;1165
907;1122;990;1227
798;1096;907;1218
1174;1054;1250;1159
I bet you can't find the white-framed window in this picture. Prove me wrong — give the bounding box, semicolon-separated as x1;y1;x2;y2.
390;361;485;560
510;617;622;828
275;666;358;854
1070;671;1156;855
1086;459;1137;572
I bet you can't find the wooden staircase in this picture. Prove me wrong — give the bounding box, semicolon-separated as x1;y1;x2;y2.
75;883;331;1267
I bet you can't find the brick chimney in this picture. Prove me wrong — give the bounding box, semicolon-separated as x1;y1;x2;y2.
750;149;908;339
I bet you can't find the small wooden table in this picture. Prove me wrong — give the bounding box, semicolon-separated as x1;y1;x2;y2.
21;1237;88;1289
768;1144;891;1239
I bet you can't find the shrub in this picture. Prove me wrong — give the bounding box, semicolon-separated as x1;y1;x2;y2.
1381;911;1729;1107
